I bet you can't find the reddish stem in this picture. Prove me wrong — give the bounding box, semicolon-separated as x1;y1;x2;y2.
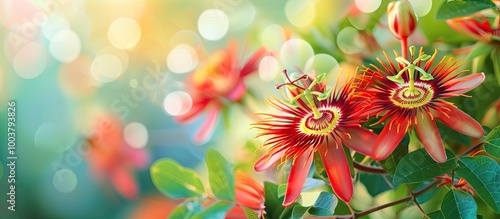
401;37;408;59
353;162;387;174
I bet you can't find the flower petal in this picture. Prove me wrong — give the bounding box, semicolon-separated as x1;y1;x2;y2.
446;15;492;43
443;73;485;94
240;47;267;77
433;106;484;138
283;147;314;207
110;168;138;199
372;119;409;161
235;170;265;208
126;148;150;168
338;127;378;156
194;106;220;144
226;81;246;101
175;98;210;123
319;142;353;202
416;112;447;163
236;188;263;210
226;206;248;219
254;149;286;172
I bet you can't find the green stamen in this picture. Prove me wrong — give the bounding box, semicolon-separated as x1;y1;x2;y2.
286;73;329;119
304;89;322;119
387;46;435;95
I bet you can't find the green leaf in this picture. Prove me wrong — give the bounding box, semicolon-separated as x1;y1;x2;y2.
415;181;439;204
359;173;393;197
169;201;203;219
279;202;299;219
438;122;472;147
192;202;233;219
436;0;496;20
313;153;327;178
393;149;457;185
380;135;409;175
492;48;500;86
277;178;325;197
468;42;494;60
308;192;338;216
343;145;355;178
441;190;477;219
150;159;205;198
242;206;259;219
286;192;338;219
484;125;500;158
427;210;444;219
264;182;285;219
277;184;286;198
455;156;500;213
290;205;310;219
205;149;235;201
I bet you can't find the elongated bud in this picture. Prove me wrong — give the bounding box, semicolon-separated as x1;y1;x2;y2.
387;0;417;40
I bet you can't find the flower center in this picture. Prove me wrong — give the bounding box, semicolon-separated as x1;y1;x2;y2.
300;107;340;135
390;82;434;108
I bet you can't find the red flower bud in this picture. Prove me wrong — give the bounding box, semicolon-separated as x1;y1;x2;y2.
387;0;417;40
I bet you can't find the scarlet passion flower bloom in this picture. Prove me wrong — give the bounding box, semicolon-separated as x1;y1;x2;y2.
446;13;500;44
360;46;485;163
226;171;266;219
253;70;377;205
176;42;266;144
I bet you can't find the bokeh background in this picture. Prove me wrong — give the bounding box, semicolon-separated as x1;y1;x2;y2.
0;0;496;218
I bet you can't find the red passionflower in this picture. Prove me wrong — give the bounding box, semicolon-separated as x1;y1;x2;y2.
85;115;150;199
253;70;377;205
226;171;266;219
446;14;500;44
360;46;485;163
176;42;266;144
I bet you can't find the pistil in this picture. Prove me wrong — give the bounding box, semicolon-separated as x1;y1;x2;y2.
285;72;328;119
304;89;322;119
387;46;434;95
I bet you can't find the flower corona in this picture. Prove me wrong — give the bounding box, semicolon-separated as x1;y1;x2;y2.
253;69;377;205
360;46;485;163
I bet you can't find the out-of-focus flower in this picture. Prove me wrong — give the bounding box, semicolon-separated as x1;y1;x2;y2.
253;70;377;205
387;0;417;41
446;14;500;44
482;97;500;128
226;171;266;219
85;115;150;199
176;42;266;144
360;46;485;163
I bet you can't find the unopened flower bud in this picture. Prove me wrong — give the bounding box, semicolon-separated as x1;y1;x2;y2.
387;0;417;40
